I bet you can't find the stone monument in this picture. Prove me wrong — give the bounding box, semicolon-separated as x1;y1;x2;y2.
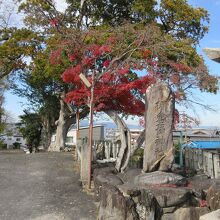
143;82;175;172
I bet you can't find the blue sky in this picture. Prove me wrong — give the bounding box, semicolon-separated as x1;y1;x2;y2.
4;0;220;126
179;0;220;126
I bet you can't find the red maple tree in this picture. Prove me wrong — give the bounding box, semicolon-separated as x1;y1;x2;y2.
49;24;218;121
48;24;218;172
50;40;156;116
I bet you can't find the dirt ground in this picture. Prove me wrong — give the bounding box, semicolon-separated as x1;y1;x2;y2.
0;150;97;220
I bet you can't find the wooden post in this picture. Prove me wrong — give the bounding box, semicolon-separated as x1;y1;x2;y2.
76;108;80;161
88;71;94;189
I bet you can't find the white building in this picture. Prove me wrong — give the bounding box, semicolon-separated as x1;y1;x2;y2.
51;125;105;146
0;134;26;149
0;123;26;149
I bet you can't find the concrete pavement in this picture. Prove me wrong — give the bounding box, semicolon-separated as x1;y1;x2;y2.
0;151;97;220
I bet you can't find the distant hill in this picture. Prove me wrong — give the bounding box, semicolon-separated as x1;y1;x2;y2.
74;120;143;130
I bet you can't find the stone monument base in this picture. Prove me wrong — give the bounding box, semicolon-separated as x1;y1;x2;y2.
93;167;219;220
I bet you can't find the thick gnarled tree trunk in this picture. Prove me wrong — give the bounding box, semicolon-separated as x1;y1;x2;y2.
48;95;89;152
48;96;66;152
105;110;131;172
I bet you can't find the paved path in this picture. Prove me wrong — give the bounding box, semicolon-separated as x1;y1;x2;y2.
0;151;97;220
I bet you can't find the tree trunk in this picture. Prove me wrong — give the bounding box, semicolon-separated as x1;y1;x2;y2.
48;96;66;152
48;101;89;152
105;110;131;172
131;129;145;155
40;115;53;150
48;116;76;152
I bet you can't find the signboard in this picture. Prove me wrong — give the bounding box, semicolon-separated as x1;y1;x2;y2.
79;73;91;88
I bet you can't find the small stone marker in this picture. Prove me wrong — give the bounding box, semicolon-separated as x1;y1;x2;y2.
143;82;175;172
80;141;89;185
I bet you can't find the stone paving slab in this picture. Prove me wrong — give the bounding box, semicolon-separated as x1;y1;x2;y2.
0;151;97;220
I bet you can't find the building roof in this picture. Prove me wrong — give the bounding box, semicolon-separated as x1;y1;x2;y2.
184;141;220;149
173;128;220;137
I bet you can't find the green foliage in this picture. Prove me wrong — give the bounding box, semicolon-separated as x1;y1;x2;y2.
0;123;5;134
1;0;216;96
159;0;209;42
0;140;7;150
132;0;157;23
0;28;44;79
18;0;61;30
0;107;5;133
129;148;144;168
0;0;218;130
13;142;21;149
11;45;61;141
85;0;157;26
19;112;42;148
174;142;183;163
0;102;6;134
17;0;209;45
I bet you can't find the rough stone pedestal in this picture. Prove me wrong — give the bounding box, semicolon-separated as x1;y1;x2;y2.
206;181;220;211
80;144;89;185
200;209;220;220
143;82;175;172
94;167;216;220
162;207;209;220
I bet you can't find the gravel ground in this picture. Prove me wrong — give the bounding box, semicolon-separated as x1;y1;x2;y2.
0;151;97;220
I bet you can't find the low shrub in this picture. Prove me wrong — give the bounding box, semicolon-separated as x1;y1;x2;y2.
13;142;21;149
0;140;7;150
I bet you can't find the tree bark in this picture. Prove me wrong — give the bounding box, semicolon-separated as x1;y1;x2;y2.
48;95;66;152
40;115;53;150
105;110;131;172
48;99;89;152
131;129;145;155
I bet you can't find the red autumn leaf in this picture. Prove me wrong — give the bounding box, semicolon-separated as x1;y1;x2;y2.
49;49;62;65
68;54;76;62
49;18;59;27
143;49;151;58
103;60;110;67
199;200;207;207
99;45;111;53
82;57;94;66
118;68;129;75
